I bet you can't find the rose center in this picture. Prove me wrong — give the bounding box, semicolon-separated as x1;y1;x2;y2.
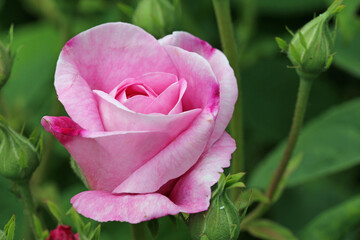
114;83;158;103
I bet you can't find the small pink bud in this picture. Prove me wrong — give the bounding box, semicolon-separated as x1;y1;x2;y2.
47;225;79;240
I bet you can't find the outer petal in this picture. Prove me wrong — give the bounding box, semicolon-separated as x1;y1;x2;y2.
56;22;177;130
169;132;235;211
163;45;220;114
159;32;238;146
71;191;180;224
112;109;216;194
70;132;235;223
42;116;173;192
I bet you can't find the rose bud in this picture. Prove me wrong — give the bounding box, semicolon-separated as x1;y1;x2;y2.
0;118;40;181
0;29;13;90
47;225;79;240
42;22;237;224
133;0;176;37
189;174;244;240
276;0;344;79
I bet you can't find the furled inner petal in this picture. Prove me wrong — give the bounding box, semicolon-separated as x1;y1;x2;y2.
93;90;201;135
108;72;183;114
142;79;187;114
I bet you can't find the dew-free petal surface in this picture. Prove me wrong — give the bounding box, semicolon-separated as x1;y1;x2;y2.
112;109;216;194
160;32;238;146
71;132;235;223
42;116;173;192
163;45;220;114
93;90;200;137
56;23;177;130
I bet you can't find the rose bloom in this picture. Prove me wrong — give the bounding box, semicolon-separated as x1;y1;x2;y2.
47;225;78;240
42;22;237;223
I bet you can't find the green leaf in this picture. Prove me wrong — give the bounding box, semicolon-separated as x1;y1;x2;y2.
249;99;360;189
299;195;360;240
334;29;360;78
246;219;298;240
46;201;62;224
236;188;269;210
147;219;159;239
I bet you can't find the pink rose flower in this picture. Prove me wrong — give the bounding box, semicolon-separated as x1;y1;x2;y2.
42;22;237;223
47;225;79;240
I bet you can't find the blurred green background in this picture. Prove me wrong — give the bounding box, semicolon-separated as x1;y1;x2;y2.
0;0;359;239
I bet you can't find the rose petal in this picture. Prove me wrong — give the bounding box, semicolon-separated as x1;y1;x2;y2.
169;132;235;211
109;72;178;97
42;116;174;192
160;32;238;146
123;95;155;113
163;45;220;115
93;90;200;137
71;191;180;224
112;109;216;194
143;79;186;114
56;23;177;130
70;132;235;223
168;78;187;115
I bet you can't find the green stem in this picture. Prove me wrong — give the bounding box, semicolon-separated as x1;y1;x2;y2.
17;181;37;239
131;222;147;240
242;77;313;226
212;0;245;179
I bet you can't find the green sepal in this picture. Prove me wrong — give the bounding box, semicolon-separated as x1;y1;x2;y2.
89;224;101;240
275;37;288;52
70;157;89;189
46;201;63;224
147;219;159;239
3;215;15;240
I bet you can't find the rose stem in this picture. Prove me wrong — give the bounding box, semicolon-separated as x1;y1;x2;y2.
212;0;245;200
131;222;147;240
17;181;37;239
241;76;313;226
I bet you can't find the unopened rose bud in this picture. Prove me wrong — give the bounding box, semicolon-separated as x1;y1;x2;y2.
133;0;176;37
0;119;40;181
189;174;244;240
47;225;79;240
277;0;344;79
